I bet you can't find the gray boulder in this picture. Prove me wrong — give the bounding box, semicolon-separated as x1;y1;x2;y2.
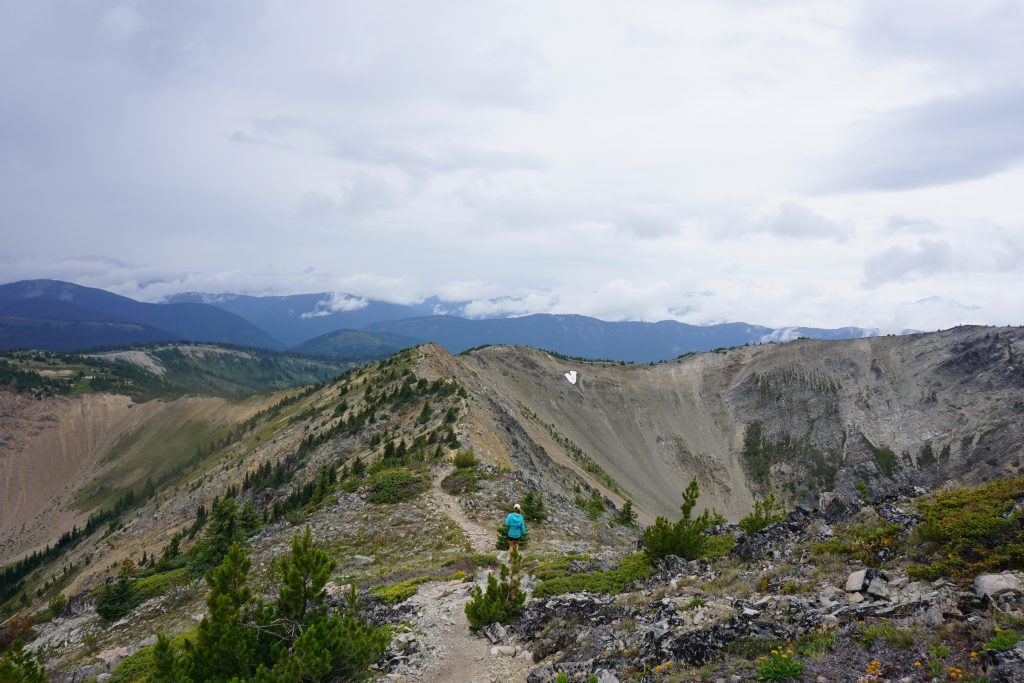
974;574;1022;599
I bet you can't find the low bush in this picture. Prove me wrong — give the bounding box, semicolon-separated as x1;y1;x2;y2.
795;627;836;658
860;624;913;649
529;554;590;582
441;469;487;495
755;646;803;681
366;469;428;504
813;518;904;567
43;593;68;621
442;553;499;571
984;628;1021;652
453;449;478;468
531;554;652;598
906;476;1024;581
371;576;433;604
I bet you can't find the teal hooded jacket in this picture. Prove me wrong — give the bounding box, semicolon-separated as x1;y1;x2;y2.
505;512;526;539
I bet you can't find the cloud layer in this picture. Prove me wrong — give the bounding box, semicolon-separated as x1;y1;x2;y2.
2;1;1022;332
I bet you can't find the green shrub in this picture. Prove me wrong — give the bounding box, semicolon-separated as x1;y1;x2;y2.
532;554;652;598
453;449;478;468
906;476;1024;581
813;519;904;567
441;468;486;495
367;469;427;504
643;478;722;560
465;550;525;630
795;628;836;658
44;593;68;620
984;628;1021;652
857;480;870;504
0;639;47;683
96;575;138;621
575;490;605;521
529;554;590;582
371;576;432;604
739;493;785;535
860;624;913;649
755;646;804;681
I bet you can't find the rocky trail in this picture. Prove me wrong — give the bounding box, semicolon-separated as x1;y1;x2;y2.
377;467;533;682
432;465;496;554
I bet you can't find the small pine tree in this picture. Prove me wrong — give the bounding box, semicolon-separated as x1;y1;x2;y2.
193;499;247;572
642;478;716;560
96;573;136;621
465;549;526;630
238;500;262;537
351;456;366;479
418;401;432;424
521;490;547;522
0;639;47;683
181;543;259;681
617;500;637;526
159;536;180;569
738;493;785;535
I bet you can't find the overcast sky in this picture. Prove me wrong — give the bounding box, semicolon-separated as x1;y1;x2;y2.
2;0;1022;330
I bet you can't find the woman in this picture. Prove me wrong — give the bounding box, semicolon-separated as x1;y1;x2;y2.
505;503;526;552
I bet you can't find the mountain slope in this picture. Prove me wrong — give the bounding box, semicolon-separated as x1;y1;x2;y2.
0;316;173;351
1;343;351;400
0;280;283;350
444;325;1024;519
291;328;419;361
366;313;876;362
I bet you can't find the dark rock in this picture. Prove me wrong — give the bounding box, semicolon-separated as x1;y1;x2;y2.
528;660;594;683
819;493;861;524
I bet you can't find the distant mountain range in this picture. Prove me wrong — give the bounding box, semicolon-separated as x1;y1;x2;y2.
0;280;281;351
365;315;876;362
166;291;441;347
2;279;884;361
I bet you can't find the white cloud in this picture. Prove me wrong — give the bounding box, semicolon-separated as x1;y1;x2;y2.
300;292;368;318
1;0;1021;332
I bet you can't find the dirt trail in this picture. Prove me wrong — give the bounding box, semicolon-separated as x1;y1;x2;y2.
382;468;532;682
431;466;495;555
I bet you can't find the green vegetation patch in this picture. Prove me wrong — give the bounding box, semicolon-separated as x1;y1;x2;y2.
872;446;898;478
441;468;489;495
813;518;905;567
532;553;652;598
908;475;1024;581
740;421;836;493
362;468;428;504
371;576;433;604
